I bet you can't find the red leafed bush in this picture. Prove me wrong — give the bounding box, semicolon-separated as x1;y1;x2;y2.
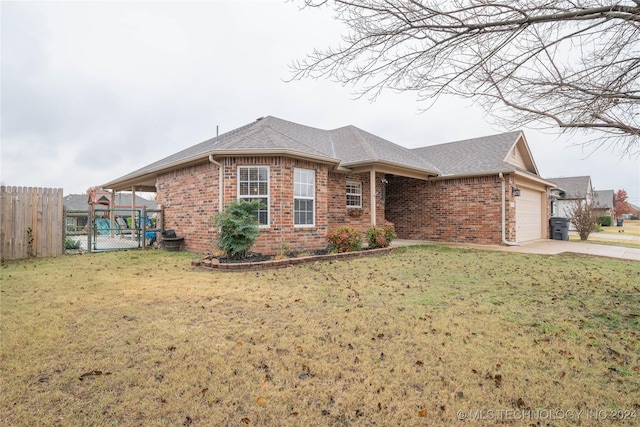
366;222;396;249
327;226;363;253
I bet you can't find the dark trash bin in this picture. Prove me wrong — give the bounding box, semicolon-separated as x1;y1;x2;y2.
616;219;624;227
162;229;177;239
549;217;569;241
161;229;183;251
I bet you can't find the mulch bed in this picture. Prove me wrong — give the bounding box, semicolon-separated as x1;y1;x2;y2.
192;247;394;271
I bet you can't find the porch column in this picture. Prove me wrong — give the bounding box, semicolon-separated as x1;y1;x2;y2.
131;186;136;232
110;189;116;238
370;169;376;227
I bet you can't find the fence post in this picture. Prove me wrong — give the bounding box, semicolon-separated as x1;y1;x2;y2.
141;206;147;249
62;205;67;253
88;208;93;253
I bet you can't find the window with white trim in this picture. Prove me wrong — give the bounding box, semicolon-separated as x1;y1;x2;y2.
238;166;269;226
346;181;362;208
294;168;315;226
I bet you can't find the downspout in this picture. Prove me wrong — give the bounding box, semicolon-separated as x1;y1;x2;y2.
370;170;376;227
208;154;224;212
499;172;519;246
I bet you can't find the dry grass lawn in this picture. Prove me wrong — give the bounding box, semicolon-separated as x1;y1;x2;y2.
570;220;640;249
1;246;639;426
599;220;640;237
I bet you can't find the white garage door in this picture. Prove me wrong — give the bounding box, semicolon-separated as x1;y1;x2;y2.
516;187;543;242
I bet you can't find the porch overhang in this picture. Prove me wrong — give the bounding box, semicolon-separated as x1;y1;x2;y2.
343;160;439;180
429;169;555;188
102;155;208;192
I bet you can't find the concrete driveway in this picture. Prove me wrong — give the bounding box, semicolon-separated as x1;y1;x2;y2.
393;237;640;261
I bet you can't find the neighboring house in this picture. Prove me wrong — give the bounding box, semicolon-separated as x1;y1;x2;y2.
103;116;554;254
547;176;594;219
593;190;615;219
63;193;157;233
624;204;640;220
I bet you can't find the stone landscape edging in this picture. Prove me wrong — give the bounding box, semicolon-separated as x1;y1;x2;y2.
193;246;394;271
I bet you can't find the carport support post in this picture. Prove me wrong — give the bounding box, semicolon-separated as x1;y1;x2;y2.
131;186;136;243
141;206;147;249
87;207;93;253
110;189;116;238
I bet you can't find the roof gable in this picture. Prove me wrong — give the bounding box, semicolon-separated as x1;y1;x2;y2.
507;136;538;172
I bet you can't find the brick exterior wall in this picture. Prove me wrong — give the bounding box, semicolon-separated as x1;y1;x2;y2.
156;162;220;253
328;171;381;230
385;174;516;245
157;157;386;255
156;155;524;253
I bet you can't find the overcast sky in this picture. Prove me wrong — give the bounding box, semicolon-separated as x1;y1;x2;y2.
2;1;638;205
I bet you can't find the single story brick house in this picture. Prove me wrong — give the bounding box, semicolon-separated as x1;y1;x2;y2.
104;116;554;254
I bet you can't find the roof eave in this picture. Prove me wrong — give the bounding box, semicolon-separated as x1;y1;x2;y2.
430;168;554;187
430;168;516;181
209;148;340;166
513;170;556;187
103;152;210;191
343;160;439;179
103;148;342;191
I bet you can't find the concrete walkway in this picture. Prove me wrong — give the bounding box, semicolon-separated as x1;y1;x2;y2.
393;238;640;261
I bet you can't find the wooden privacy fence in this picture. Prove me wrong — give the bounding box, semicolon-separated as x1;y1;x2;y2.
0;186;64;260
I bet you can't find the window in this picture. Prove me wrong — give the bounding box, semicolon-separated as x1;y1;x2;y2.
238;166;269;226
294;168;315;226
346;181;362;208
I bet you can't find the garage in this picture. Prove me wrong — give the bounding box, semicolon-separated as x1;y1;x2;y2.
516;186;544;242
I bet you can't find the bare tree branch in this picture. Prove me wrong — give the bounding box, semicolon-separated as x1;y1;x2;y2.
291;0;640;156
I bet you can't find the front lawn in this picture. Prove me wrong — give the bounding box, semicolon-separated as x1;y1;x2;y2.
1;247;638;426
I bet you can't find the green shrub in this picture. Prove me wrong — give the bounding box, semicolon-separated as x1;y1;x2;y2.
327;226;363;253
211;199;264;259
366;222;396;249
597;216;612;227
65;237;81;250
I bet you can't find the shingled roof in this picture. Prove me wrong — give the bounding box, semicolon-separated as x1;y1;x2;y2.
594;190;614;209
104;116;548;191
546;176;592;199
104;116;440;190
412;131;529;176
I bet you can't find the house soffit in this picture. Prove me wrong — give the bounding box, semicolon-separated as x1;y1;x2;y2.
346;161;436;180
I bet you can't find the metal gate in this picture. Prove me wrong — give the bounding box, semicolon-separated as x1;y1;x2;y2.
90;208;143;251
